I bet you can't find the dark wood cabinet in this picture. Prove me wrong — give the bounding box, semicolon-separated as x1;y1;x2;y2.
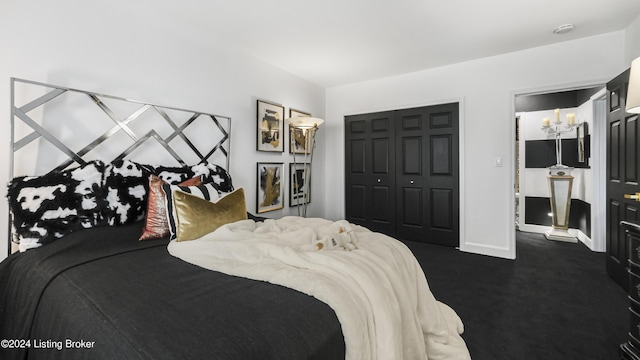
621;221;640;359
344;103;459;246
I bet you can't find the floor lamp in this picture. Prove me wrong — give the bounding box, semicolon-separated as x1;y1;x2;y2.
286;116;324;217
627;56;640;114
541;110;578;242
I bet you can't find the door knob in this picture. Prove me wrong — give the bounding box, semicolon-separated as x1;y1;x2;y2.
377;179;381;183
625;193;640;201
410;180;414;184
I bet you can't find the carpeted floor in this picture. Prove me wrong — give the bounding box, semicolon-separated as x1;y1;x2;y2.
404;230;629;360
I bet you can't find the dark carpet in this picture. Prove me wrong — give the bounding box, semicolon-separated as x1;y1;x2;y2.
404;230;628;360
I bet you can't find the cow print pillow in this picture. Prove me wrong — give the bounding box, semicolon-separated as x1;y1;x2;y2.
7;159;234;251
7;160;107;252
102;159;154;226
192;163;234;194
153;165;196;184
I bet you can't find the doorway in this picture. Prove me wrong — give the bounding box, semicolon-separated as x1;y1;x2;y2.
514;86;605;251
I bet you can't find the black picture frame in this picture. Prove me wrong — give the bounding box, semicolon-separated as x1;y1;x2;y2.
257;100;284;152
257;162;284;213
289;162;311;206
288;109;311;154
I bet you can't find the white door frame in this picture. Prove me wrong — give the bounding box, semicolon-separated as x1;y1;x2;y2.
590;88;607;252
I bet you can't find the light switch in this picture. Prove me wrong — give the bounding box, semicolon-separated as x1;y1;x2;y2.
494;157;503;167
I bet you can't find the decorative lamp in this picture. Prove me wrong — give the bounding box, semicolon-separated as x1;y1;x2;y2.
285;116;324;217
541;110;578;242
627;56;640;114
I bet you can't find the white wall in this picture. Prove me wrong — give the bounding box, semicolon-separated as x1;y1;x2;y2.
324;32;627;259
0;0;327;260
626;13;640;62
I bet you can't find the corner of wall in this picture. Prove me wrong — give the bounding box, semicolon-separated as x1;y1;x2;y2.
625;13;640;63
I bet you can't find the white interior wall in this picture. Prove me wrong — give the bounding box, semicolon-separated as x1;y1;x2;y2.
0;0;327;260
325;32;627;259
626;13;640;62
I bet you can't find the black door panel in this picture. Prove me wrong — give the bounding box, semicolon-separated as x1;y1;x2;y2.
606;70;640;290
345;103;459;246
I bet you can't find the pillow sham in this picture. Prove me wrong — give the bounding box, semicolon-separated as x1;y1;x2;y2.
139;175;202;241
102;162;230;227
102;160;154;226
6;159;234;250
153;165;196;184
172;188;247;242
163;182;223;240
191;163;234;194
153;163;232;187
7;160;107;252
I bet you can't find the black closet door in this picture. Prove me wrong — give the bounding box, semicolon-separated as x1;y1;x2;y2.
344;111;396;237
396;103;459;246
345;103;459;246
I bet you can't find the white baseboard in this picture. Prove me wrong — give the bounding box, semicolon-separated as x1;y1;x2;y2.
518;224;598;252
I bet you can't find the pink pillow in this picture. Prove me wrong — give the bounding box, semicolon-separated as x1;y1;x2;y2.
139;175;202;240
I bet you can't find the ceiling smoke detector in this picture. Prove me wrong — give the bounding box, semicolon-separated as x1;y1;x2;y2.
553;24;574;35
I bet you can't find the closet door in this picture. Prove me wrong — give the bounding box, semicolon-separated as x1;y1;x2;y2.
344;111;396;237
396;108;426;241
396;103;459;246
344;103;459;246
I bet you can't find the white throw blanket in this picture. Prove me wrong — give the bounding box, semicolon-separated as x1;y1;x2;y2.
168;216;470;360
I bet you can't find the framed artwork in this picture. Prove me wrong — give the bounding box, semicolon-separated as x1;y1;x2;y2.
257;100;284;152
289;108;310;118
288;109;311;154
257;162;284;213
289;162;311;206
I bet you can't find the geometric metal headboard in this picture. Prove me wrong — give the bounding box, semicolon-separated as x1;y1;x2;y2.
9;77;232;254
10;77;231;180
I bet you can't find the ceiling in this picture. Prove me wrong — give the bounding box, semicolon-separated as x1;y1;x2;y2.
150;0;640;88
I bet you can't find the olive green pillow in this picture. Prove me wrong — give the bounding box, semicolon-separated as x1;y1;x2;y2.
172;188;247;242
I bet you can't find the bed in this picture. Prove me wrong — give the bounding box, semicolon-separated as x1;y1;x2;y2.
0;79;470;360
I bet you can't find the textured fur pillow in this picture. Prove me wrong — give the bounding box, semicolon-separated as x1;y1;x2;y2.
153;165;196;184
7;159;234;251
102;160;154;226
191;163;234;193
104;162;209;226
7;160;107;252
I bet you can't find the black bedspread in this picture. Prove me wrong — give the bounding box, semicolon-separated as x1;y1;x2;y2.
0;222;344;360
